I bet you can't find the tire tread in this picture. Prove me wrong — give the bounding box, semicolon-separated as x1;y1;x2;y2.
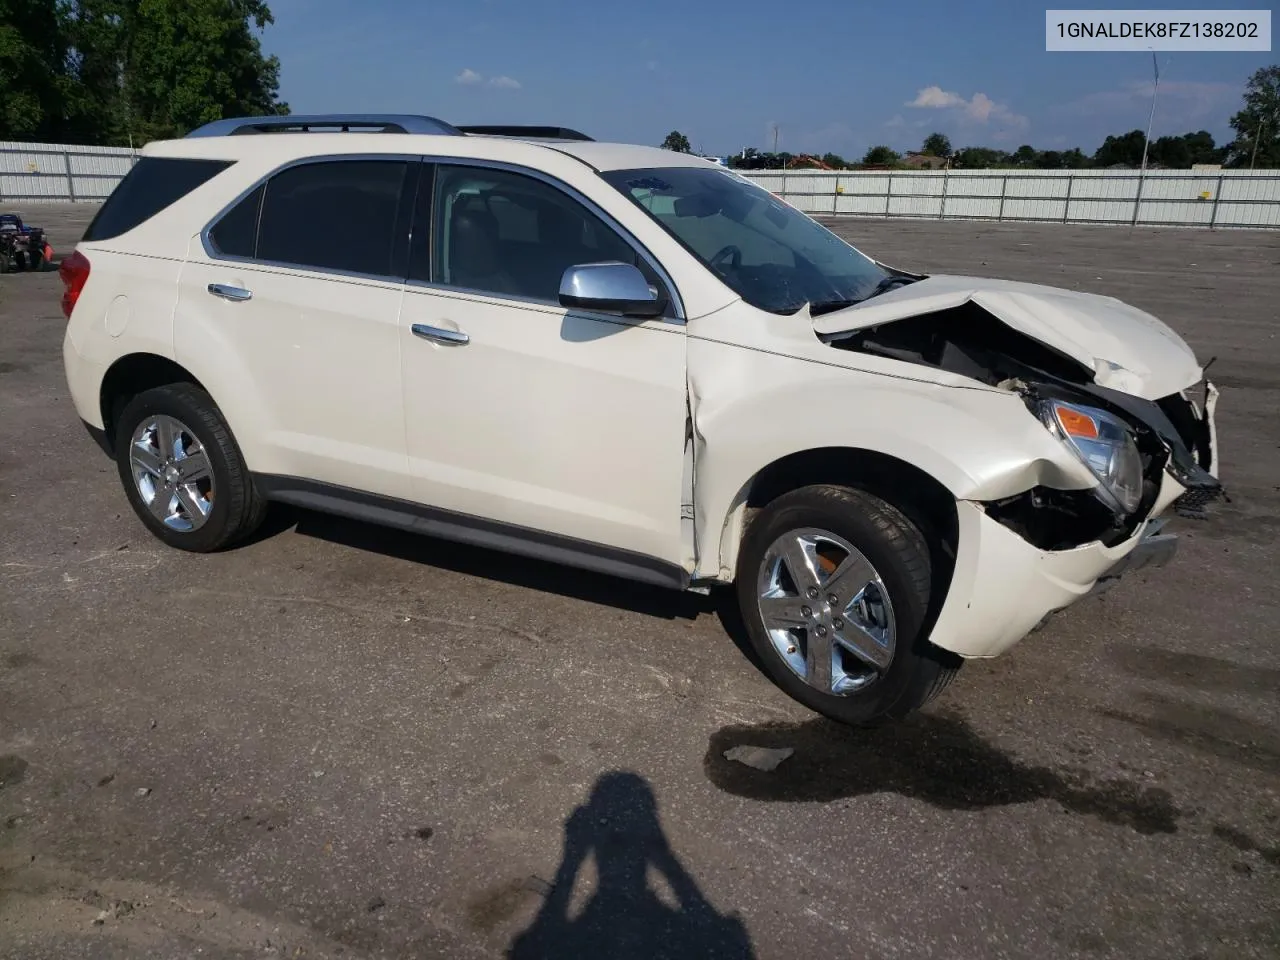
115;382;265;551
736;483;961;724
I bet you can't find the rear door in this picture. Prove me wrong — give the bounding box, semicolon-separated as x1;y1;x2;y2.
174;157;418;499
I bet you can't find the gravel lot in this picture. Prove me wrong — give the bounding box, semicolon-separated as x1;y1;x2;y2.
2;204;1278;959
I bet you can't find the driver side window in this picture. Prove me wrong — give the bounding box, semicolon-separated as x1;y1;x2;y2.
417;164;669;309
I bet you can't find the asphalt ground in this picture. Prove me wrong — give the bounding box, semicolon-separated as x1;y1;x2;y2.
2;204;1278;959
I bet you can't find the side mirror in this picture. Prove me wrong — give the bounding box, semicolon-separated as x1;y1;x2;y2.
558;262;666;318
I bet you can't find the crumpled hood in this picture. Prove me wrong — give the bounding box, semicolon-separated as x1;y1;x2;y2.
811;274;1203;400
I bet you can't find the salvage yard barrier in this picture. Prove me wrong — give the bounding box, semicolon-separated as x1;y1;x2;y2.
3;140;1278;229
0;141;137;203
741;168;1280;229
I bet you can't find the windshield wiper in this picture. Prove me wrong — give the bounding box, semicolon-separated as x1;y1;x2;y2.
863;273;915;300
809;275;913;316
808;298;861;317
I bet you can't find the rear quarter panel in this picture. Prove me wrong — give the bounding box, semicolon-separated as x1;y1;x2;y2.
63;244;189;430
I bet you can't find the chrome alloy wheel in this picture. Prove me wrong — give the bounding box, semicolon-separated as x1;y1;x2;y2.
756;527;896;696
128;415;214;532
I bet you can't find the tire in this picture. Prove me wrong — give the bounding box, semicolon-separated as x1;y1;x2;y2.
28;250;43;272
113;383;267;552
735;484;960;725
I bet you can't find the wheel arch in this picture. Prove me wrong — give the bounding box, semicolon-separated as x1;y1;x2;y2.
98;353;209;456
715;446;960;632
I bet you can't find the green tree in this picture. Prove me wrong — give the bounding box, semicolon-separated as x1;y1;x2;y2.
61;0;133;144
1061;147;1090;169
1181;130;1224;165
1011;144;1039;167
0;0;72;139
28;0;288;145
921;132;952;157
820;152;847;169
1150;135;1190;168
861;144;899;165
952;146;1006;169
1226;64;1280;168
1093;129;1146;167
660;130;691;152
123;0;287;143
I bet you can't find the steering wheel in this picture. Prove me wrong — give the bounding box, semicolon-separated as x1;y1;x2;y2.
709;244;742;274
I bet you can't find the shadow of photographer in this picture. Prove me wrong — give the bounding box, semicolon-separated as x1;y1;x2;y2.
508;771;755;960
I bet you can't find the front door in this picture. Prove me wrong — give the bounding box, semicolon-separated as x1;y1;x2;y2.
398;162;689;570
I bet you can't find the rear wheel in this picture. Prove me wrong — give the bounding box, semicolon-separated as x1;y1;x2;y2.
735;484;960;725
114;383;266;552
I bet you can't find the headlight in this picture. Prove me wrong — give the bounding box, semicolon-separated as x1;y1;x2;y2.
1040;400;1144;514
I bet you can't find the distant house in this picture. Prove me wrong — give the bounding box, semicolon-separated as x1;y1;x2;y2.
902;152;947;170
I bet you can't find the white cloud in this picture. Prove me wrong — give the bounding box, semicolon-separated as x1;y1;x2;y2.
907;85;1028;129
1061;80;1232;123
908;86;968;110
455;68;521;90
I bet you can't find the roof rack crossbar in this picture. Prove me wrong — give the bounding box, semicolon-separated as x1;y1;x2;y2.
457;125;594;142
186;114;463;138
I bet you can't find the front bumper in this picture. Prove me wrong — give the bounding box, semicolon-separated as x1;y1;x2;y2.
1087;517;1177;597
928;499;1180;659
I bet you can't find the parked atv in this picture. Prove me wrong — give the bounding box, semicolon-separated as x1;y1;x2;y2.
0;214;55;272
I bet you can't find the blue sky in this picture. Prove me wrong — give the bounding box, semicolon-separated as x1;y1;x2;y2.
265;0;1273;158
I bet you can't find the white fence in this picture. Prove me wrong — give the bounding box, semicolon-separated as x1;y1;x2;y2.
0;140;138;202
3;139;1279;229
739;168;1280;229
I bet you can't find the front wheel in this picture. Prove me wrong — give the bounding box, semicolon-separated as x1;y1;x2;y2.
735;484;960;725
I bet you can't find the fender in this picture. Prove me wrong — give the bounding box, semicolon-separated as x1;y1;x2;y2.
686;332;1097;581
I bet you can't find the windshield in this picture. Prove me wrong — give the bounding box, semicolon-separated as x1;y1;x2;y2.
601;166;887;315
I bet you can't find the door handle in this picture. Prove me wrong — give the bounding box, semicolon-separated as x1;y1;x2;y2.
411;323;469;346
208;282;252;302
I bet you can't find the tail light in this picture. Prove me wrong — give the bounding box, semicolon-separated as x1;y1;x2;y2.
59;250;90;319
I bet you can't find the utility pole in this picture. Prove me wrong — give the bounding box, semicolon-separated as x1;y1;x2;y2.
772;124;779;154
1138;50;1161;174
1132;50;1165;229
1250;120;1265;170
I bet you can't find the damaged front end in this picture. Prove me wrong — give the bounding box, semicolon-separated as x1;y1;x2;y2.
824;301;1223;551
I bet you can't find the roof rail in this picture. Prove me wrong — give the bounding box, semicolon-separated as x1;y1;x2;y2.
185;114;463;138
457;125;594;142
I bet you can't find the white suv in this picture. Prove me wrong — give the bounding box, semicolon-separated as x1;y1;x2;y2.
60;115;1222;724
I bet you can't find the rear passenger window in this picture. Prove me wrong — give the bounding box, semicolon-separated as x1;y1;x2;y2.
208;184;263;257
84;157;232;242
256;160;410;277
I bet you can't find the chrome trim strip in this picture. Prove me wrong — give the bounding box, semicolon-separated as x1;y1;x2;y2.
197;153;686;322
254;474;691;591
